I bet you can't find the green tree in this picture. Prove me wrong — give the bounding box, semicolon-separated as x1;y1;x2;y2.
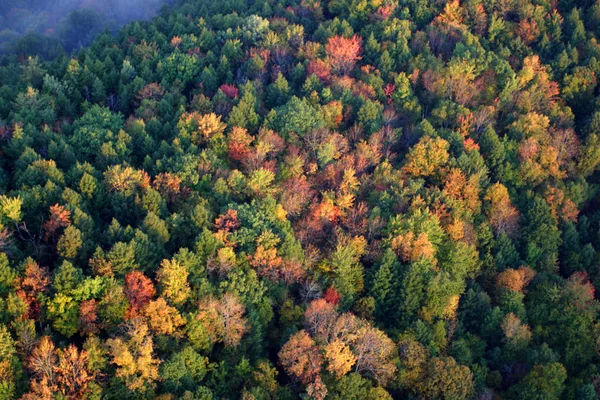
370;249;396;322
160;346;209;394
266;73;290;108
228;83;260;131
416;356;474;400
70;105;125;162
357;100;383;135
331;240;365;308
271;96;325;137
510;363;567;400
47;294;79;337
53;260;83;294
57;226;83;259
522;195;561;271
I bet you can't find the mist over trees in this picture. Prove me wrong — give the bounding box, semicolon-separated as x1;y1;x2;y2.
0;0;175;54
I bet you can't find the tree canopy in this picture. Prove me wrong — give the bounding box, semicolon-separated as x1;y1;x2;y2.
1;0;600;398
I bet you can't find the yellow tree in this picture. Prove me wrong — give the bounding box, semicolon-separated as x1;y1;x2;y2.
178;112;226;144
403;136;450;177
157;258;191;306
324;339;355;378
485;183;520;237
142;297;185;336
26;336;57;396
55;345;96;399
106;319;160;392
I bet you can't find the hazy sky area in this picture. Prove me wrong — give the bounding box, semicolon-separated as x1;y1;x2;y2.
0;0;175;53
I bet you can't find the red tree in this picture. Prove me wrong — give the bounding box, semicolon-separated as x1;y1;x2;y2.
325;35;362;75
124;271;156;316
323;287;341;305
43;204;71;240
219;84;239;98
79;300;100;336
215;209;241;232
307;59;332;81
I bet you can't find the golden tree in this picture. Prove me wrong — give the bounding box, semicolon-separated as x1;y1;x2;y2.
157;258;191;306
143;297;185;336
403;136;450;177
324;339;355;378
485;183;520;237
106;319;160;392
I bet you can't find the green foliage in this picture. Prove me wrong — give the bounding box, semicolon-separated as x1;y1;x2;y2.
271;96;325;137
228;83;260;131
510;363;567;400
57;225;83;259
160;50;201;86
522;195;561;271
53;260;83;294
70;105;125;162
47;294;79;337
160;346;209;394
330;240;365;308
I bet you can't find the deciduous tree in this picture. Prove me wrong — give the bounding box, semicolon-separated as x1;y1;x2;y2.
325;35;362;75
485;183;520;237
124;271;156;314
403;136;450;178
279;330;323;384
106;319;160;392
143;297;185;335
157;258;190;306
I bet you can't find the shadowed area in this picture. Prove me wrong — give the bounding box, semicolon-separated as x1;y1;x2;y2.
0;0;175;54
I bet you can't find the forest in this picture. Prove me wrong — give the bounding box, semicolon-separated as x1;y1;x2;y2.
0;0;600;398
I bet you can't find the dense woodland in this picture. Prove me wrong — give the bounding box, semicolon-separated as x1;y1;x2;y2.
1;0;600;398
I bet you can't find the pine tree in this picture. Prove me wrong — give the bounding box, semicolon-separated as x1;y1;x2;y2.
399;258;435;327
57;226;83;260
228;83;260;131
370;249;395;322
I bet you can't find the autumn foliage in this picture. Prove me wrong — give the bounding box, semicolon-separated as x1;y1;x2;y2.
197;293;249;347
496;266;536;293
43;204;71;240
325;35;362;75
485;183;520;237
1;0;600;397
